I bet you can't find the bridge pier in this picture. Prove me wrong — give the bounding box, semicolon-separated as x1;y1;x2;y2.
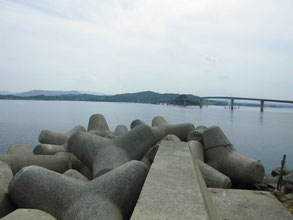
200;98;203;109
260;100;264;112
199;96;293;111
230;99;234;110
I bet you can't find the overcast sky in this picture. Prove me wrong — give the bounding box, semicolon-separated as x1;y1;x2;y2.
0;0;292;99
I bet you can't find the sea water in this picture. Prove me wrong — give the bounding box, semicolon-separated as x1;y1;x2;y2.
0;100;292;173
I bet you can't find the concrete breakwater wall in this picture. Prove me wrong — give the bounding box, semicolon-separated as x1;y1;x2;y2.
0;114;271;219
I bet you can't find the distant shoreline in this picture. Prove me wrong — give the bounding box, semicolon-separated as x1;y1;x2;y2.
0;96;292;109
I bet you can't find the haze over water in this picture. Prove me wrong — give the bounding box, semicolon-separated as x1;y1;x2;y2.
0;100;292;173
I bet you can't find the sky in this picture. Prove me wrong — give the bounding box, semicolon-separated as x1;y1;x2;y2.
0;0;292;99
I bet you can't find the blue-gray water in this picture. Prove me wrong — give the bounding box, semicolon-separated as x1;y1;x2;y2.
0;100;292;173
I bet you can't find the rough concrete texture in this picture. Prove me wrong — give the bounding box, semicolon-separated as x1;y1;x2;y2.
151;116;195;141
9;161;148;220
141;135;180;168
209;188;293;220
55;152;92;180
68;124;158;178
187;125;207;143
188;140;232;188
141;134;182;168
114;125;128;136
130;119;145;129
161;134;181;142
152;116;169;127
33;143;67;155
141;145;159;169
8;143;33;156
2;209;56;220
202;126;265;184
131;140;211;220
87;114;110;132
0;161;13;187
63;169;89;181
88;129;113;138
197;160;232;189
0;153;73;175
188;140;205;161
0;161;15;217
104;132;117;139
39;125;86;145
87;114;120;138
195;125;208;133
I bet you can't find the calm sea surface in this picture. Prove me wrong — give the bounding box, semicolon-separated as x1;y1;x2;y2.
0;100;292;173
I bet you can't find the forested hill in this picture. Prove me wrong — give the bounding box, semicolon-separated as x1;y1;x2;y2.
0;91;201;104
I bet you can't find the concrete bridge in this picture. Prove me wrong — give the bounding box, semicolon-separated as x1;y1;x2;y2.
200;96;293;112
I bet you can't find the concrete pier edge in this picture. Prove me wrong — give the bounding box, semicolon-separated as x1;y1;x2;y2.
188;146;220;220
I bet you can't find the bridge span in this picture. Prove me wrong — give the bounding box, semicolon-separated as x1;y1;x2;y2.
200;96;293;112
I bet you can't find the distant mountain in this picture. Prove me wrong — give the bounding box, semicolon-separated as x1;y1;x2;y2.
1;90;291;108
3;89;109;96
0;90;201;105
107;91;200;104
15;90;81;96
78;90;110;96
0;91;13;95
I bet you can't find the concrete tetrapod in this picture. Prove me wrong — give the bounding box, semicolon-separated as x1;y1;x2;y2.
2;209;56;220
188;140;232;188
8;143;33;156
68;124;158;178
187;125;207;144
55;152;92;180
141;135;181;168
202;126;265;184
86;114;118;139
63;169;89;181
151;116;195;141
161;134;181;142
33;143;67;155
0;150;79;175
8;161;148;220
130;119;145;129
87;114;112;137
114;125;128;136
0;161;15;218
39;125;86;145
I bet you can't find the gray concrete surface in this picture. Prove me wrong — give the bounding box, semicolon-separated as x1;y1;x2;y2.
0;153;74;175
161;134;181;142
130;119;145;129
151;116;195;141
187;125;207;143
188;140;232;188
55;152;92;180
33;143;67;155
87;114;110;132
87;114;121;138
114;125;128;136
141;145;159;169
203;126;265;184
8;161;148;220
63;169;89;181
131;140;215;220
8;143;33;156
0;161;15;218
68;124;158;178
141;135;180;169
209;188;293;220
39;125;85;145
2;209;56;220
